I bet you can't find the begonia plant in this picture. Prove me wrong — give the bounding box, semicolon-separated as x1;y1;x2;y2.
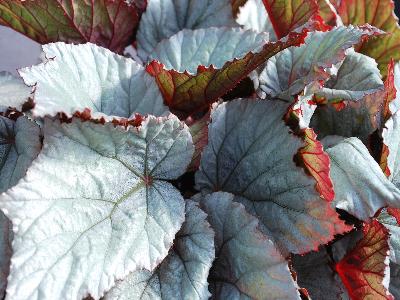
0;0;400;299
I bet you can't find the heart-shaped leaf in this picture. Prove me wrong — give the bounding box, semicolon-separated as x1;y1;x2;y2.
195;99;349;254
0;115;194;299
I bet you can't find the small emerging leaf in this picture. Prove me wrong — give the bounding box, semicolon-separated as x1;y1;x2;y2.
187;112;210;172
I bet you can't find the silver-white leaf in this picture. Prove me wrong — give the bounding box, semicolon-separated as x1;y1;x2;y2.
104;200;215;300
137;0;237;61
200;192;300;300
149;27;268;74
0;116;194;300
19;43;168;119
196;99;348;254
327;138;400;221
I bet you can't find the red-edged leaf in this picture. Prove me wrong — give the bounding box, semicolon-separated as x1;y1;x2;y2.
196;99;351;254
0;0;146;53
186;112;210;172
231;0;248;16
262;0;319;39
335;0;400;76
316;0;338;26
146;30;308;116
297;128;334;201
387;208;400;225
336;220;394;300
380;60;397;176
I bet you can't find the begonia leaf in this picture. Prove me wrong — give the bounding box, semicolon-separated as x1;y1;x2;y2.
104;200;214;300
195;99;349;254
0;0;146;53
0;115;194;300
19;43;168;119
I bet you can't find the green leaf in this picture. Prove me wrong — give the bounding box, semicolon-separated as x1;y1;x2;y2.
104;200;215;300
0;0;146;53
200;192;301;299
0;115;194;299
19;43;168;119
195;99;349;254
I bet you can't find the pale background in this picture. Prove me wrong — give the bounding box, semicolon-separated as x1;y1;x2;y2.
0;26;41;75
